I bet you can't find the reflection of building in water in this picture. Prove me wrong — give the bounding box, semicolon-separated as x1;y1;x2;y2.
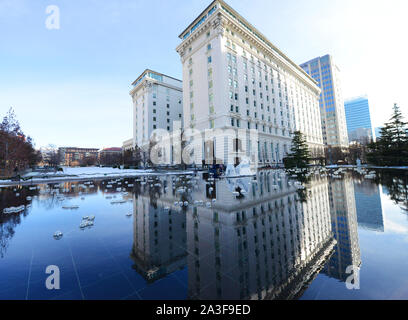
354;179;384;232
130;193;187;283
323;177;361;281
186;171;335;300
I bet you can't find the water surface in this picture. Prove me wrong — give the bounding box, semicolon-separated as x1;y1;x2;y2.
0;169;407;300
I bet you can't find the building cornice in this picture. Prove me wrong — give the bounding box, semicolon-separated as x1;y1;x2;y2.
176;0;319;94
129;78;183;97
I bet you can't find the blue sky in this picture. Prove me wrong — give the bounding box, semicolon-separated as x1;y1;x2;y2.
1;0;407;149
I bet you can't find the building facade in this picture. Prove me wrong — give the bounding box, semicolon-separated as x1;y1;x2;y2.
344;95;374;143
300;55;349;148
122;138;133;151
98;147;122;166
129;69;183;150
58;147;99;166
176;0;324;166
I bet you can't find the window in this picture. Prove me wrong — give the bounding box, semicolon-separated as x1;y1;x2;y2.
153;101;156;106
208;56;212;63
207;44;212;51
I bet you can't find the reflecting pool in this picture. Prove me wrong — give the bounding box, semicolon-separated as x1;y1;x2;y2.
0;169;407;300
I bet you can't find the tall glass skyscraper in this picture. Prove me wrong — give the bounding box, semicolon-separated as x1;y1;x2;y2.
300;55;349;148
344;95;374;143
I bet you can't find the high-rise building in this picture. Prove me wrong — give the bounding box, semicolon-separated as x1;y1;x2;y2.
129;69;183;149
300;55;349;148
176;0;324;166
344;95;374;143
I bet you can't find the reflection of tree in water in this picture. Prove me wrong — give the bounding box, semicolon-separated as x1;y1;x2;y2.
286;169;312;203
0;186;39;258
375;170;408;213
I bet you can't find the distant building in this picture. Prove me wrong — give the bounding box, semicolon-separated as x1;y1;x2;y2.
375;127;382;141
58;147;99;166
129;69;183;150
98;147;122;166
122;138;133;152
344;96;374;143
300;55;349;148
99;147;122;156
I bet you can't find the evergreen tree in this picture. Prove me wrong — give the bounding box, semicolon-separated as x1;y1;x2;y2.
284;131;311;168
367;103;408;166
387;103;408;146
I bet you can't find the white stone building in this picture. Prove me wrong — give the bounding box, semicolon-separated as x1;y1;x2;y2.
129;69;183;151
176;0;324;166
